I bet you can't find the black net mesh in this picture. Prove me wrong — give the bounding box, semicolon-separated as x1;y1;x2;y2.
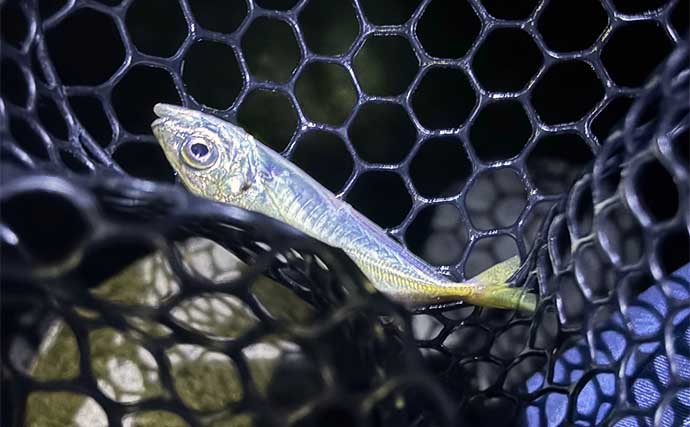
1;0;689;426
1;172;454;427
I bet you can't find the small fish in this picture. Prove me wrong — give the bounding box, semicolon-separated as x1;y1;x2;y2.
152;104;536;312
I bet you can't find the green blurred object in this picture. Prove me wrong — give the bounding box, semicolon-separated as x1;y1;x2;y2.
28;238;315;427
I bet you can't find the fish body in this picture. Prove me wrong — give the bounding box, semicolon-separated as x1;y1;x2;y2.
151;104;535;311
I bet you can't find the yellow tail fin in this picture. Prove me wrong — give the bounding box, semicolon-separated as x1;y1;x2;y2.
456;282;537;312
468;255;521;285
461;256;537;312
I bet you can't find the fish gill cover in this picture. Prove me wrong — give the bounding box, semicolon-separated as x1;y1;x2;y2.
0;1;688;426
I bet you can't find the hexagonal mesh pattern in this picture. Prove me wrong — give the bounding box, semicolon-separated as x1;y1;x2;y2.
1;0;688;426
2;172;454;426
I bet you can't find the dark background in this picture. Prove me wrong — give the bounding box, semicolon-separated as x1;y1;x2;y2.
2;0;686;280
1;1;688;426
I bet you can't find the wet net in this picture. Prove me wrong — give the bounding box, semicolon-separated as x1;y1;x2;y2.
1;0;688;426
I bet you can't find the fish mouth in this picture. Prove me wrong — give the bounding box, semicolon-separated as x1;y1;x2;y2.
151;117;167;135
152;104;200;141
150;117;173;146
152;103;181;133
151;104;187;167
151;103;212;144
153;103;188;119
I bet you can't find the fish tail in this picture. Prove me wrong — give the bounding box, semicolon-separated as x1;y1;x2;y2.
452;281;537;313
459;255;537;312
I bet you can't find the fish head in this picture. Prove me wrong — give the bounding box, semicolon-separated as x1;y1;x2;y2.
151;103;258;204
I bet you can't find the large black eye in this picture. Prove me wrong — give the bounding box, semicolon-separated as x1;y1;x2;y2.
181;138;218;169
190;142;209;158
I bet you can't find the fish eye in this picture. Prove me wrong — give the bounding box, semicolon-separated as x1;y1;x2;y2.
181;138;218;169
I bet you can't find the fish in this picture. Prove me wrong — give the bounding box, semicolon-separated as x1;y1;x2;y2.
151;104;536;312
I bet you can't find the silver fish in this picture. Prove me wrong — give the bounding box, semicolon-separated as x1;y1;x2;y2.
151;104;536;312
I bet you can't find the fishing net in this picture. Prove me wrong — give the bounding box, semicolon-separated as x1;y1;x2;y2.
1;0;688;426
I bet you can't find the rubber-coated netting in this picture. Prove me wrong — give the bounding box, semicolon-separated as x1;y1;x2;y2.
1;0;688;426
